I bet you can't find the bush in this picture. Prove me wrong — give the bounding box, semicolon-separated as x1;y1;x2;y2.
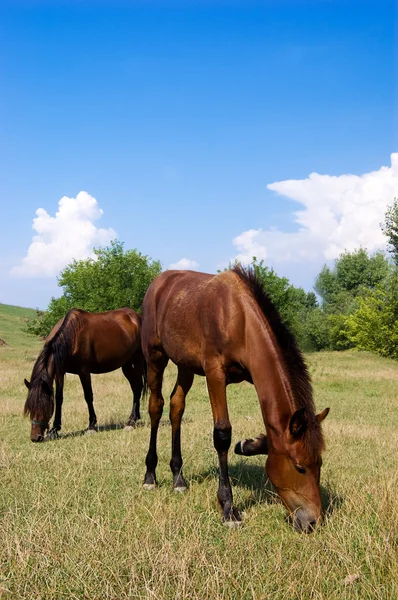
344;273;398;359
315;249;390;310
328;314;354;350
301;308;331;351
27;240;161;337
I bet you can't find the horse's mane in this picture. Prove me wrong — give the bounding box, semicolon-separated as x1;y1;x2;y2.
231;265;324;457
24;309;81;418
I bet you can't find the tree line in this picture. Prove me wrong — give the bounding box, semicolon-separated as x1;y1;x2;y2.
27;199;398;360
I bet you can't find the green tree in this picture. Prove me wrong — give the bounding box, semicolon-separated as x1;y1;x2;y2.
315;249;390;311
328;313;354;350
344;271;398;360
381;197;398;265
336;248;389;292
313;265;337;307
27;240;161;337
313;249;391;352
304;307;332;351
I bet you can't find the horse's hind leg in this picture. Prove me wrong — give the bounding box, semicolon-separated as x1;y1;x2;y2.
79;373;97;431
143;352;168;490
170;367;194;492
206;367;241;527
122;361;143;426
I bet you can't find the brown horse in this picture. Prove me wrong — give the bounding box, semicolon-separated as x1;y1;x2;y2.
24;308;146;442
141;266;329;532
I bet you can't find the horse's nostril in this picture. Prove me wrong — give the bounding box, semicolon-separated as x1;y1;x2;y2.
31;435;44;443
304;519;317;533
293;509;318;534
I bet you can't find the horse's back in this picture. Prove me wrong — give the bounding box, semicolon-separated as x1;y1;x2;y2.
84;307;140;332
142;269;249;373
81;309;141;364
143;269;247;324
47;316;66;342
58;308;142;373
142;270;214;334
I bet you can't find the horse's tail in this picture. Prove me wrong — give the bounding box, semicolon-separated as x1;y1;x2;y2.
141;357;148;399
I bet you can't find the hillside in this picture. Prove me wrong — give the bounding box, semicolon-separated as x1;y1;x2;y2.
0;303;39;350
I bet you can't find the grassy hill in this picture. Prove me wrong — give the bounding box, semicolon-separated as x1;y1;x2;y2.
0;303;40;350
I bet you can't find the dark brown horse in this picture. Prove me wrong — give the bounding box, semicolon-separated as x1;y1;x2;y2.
24;308;146;442
141;266;329;532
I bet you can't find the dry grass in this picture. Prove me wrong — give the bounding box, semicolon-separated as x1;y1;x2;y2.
0;340;397;599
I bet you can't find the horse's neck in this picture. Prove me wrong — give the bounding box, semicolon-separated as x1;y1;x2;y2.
35;349;55;383
46;353;55;380
245;313;295;436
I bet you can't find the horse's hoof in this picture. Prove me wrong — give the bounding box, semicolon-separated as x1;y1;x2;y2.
234;440;245;455
222;519;243;529
173;486;188;494
222;507;243;528
143;483;157;491
124;425;134;431
85;429;97;435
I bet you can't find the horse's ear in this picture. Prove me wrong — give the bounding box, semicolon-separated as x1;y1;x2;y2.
316;407;330;423
289;408;307;438
24;378;31;390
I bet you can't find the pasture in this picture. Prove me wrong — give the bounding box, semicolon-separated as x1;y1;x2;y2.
0;305;397;599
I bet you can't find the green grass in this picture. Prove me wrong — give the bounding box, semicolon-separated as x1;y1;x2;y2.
0;322;397;599
0;303;39;351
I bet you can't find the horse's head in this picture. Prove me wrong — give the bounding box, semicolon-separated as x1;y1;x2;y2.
236;407;330;532
265;407;329;532
23;375;54;442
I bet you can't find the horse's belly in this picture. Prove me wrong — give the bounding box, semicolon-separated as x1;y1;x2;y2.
174;356;205;376
66;355;130;375
89;355;132;373
163;338;204;375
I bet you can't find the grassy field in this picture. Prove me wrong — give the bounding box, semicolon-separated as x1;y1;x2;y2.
0;303;38;350
0;311;397;599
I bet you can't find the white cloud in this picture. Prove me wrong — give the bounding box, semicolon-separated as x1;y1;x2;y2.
169;258;199;270
233;229;268;264
12;191;116;277
233;153;398;265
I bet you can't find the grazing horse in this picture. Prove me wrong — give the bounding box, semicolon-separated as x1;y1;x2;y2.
24;308;146;442
141;266;329;532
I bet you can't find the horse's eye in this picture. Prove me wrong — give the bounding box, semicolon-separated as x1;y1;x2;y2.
295;465;306;474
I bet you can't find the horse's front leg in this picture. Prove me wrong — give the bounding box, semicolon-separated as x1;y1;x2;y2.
206;367;241;527
49;375;64;439
79;372;97;431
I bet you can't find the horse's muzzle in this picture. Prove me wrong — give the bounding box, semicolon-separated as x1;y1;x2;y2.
292;508;319;533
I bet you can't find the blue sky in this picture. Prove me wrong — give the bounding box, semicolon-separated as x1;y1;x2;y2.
0;0;396;308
